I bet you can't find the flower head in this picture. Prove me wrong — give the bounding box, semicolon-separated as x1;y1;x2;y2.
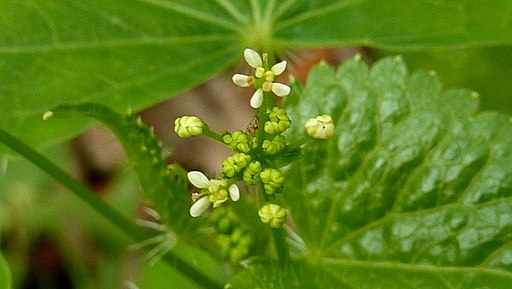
305;115;335;139
232;48;291;109
188;171;240;217
174;116;204;138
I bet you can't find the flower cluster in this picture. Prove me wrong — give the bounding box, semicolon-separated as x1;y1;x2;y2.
188;171;239;217
174;48;335;229
232;49;290;108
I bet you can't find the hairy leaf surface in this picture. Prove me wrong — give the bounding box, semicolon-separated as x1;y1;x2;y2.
46;103;193;233
228;56;512;288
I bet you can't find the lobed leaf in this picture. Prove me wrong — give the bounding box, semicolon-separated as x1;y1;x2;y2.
230;56;512;287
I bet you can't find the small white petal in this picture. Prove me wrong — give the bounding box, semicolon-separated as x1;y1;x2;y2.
250;89;264;108
229;184;240;201
187;171;210;188
271;83;290;97
244;48;262;68
271;61;287;76
190;197;211;217
232;74;251;87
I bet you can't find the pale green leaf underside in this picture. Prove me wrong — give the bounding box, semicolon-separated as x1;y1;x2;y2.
230;57;512;287
2;0;512;154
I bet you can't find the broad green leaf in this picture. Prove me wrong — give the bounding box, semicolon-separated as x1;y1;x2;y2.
230;56;512;287
0;253;11;289
2;1;512;155
379;46;512;114
274;1;512;48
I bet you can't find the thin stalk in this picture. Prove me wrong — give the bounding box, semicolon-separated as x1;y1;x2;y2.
203;126;224;143
261;185;289;265
0;128;223;289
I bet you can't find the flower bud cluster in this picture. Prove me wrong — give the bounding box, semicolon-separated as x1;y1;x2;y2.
220;107;291;196
176;48;336;230
211;207;254;263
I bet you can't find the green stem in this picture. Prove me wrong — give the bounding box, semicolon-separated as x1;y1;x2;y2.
0;128;223;289
203;126;224;143
261;186;289;265
271;228;288;266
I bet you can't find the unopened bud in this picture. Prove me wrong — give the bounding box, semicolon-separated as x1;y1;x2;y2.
258;204;286;228
304;115;335;139
260;168;284;195
174;116;204;138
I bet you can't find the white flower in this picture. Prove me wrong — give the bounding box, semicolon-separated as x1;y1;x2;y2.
187;171;240;217
232;48;291;109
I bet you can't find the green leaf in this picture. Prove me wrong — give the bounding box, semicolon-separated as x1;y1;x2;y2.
0;253;11;289
230;56;512;287
0;0;245;154
379;46;512;114
274;1;512;48
2;1;512;155
45;103;193;233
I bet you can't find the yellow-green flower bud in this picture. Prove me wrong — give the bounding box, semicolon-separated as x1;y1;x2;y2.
223;130;252;153
258;204;286;228
208;188;229;208
222;153;251;178
304;115;335;139
262;135;286;155
174;116;204;138
242;161;262;185
230;245;250;263
264;107;291;134
260;168;284;195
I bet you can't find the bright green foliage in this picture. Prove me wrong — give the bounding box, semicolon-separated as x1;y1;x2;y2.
46;103;192;233
2;1;512;154
228;56;512;287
